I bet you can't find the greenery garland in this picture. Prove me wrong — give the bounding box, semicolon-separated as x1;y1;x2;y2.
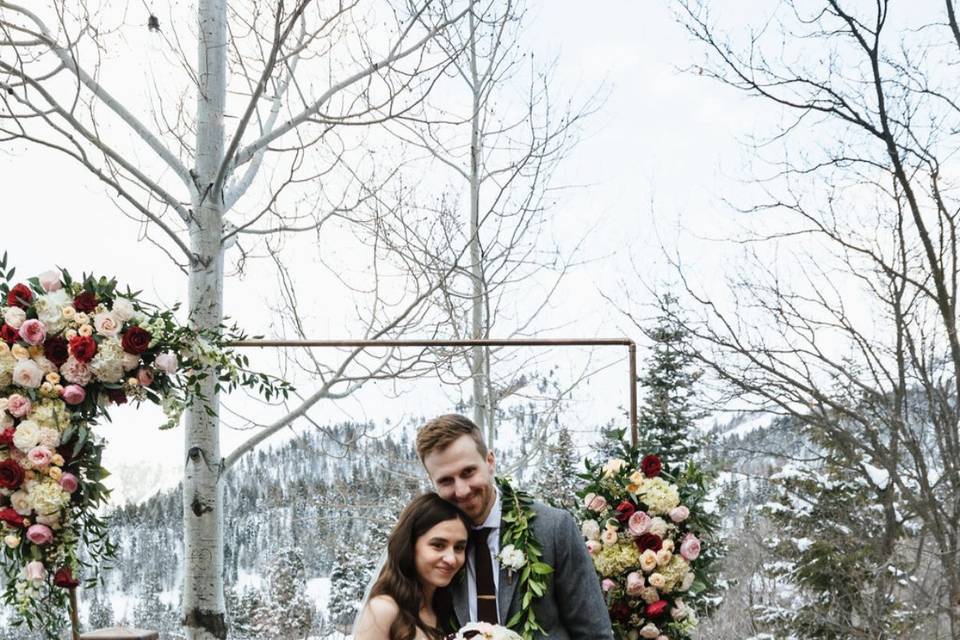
496;476;553;639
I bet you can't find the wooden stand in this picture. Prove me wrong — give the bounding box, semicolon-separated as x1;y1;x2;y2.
67;587;81;640
80;629;159;640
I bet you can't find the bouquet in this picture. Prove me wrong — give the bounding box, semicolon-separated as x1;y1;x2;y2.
576;445;717;640
448;622;523;640
0;259;291;637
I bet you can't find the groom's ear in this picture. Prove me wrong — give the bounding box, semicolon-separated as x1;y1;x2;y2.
486;449;495;472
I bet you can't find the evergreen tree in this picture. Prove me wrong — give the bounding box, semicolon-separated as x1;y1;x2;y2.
327;547;366;630
132;572;175;635
263;548;315;640
86;587;114;630
231;585;268;639
637;294;704;462
534;424;581;508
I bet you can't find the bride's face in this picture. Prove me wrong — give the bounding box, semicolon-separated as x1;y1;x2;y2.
415;518;468;589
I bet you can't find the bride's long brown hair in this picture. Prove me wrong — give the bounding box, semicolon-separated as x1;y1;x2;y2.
369;493;471;640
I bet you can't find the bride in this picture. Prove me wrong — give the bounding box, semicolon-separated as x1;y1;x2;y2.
353;493;471;640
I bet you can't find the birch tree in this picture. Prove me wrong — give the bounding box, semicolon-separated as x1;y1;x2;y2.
0;1;468;638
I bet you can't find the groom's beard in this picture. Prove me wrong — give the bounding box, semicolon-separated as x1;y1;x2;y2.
457;482;496;524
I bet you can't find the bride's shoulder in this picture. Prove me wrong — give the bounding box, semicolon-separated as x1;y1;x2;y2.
354;595;400;639
366;594;400;617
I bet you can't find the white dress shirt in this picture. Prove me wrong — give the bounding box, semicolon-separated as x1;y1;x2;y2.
466;487;501;622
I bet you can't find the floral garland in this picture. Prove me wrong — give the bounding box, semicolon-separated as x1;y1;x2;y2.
495;476;552;640
0;257;292;638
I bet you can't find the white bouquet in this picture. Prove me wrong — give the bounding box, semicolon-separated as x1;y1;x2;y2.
448;622;523;640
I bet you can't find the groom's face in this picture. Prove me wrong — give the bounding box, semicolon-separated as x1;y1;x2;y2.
422;434;496;525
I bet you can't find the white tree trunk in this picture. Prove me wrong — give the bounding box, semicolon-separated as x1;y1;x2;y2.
183;0;228;638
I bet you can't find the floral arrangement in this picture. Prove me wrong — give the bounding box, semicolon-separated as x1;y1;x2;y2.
575;439;719;640
449;621;523;640
0;256;291;637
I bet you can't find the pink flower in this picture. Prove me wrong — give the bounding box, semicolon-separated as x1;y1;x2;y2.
137;367;154;387
626;571;645;595
154;353;178;374
6;394;31;418
60;384;86;405
13;360;44;388
60;357;93;385
680;533;701;561
27;447;52;468
93;312;122;338
26;524;54;545
18;319;46;346
601;578;616;592
38;271;62;292
25;560;46;582
585;540;602;555
628;510;652;537
59;473;79;494
588;495;607;512
670;506;690;523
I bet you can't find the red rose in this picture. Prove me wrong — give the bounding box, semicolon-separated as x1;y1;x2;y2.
6;283;33;309
44;336;70;366
73;291;97;313
641;454;662;478
0;428;14;447
645;599;669;619
53;567;80;589
107;388;127;405
68;335;97;362
0;459;24;490
120;326;152;355
615;500;636;523
635;532;663;552
0;323;18;345
0;507;25;528
609;600;631;623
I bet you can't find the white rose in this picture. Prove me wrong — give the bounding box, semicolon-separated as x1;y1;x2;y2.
38;271;62;292
33;289;71;334
581;519;600;541
12;420;41;451
93;311;122;337
111;298;135;322
649;517;668;538
13;359;44;388
498;544;526;571
10;490;31;515
639;623;660;639
3;307;26;329
601;528;618;545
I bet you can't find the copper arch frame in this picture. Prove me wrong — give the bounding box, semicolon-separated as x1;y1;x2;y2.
229;338;639;446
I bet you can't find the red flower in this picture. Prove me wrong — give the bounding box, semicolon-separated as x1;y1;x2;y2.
68;335;97;362
53;567;80;589
107;388;127;405
615;500;636;523
44;336;70;366
120;326;152;355
0;323;18;345
635;532;663;552
0;428;14;447
645;599;669;619
73;291;97;313
641;454;662;478
0;459;24;490
6;283;33;309
0;507;25;528
609;600;631;622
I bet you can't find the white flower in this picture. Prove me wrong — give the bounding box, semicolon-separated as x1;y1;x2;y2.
3;307;26;329
12;420;41;451
111;297;135;322
93;311;122;337
27;478;69;516
122;352;141;371
639;624;660;639
581;519;600;541
88;338;125;383
10;490;31;516
37;427;60;449
498;544;526;572
649;516;668;538
680;571;695;591
33;289;72;334
12;359;44;388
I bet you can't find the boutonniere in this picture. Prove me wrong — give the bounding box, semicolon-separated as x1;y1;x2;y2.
496;476;553;640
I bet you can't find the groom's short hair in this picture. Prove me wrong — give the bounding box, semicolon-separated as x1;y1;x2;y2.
416;414;488;461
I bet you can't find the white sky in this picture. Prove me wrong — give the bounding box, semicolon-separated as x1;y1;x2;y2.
1;1;772;492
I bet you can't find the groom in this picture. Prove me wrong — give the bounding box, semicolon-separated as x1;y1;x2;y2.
416;414;614;640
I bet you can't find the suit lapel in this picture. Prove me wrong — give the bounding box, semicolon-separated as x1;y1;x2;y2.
452;571;469;628
497;522;518;624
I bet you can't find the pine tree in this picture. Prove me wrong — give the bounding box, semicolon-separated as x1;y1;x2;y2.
637;294;704;463
263;548;315;640
132;572;175;634
534;424;581;508
86;587;114;630
327;546;367;630
230;585;268;639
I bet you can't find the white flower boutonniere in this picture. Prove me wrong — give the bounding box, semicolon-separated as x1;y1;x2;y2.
498;544;526;573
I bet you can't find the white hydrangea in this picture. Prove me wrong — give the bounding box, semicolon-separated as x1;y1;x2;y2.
635;477;681;516
30;399;69;431
88;337;125;383
0;349;14;387
33;289;72;334
27;478;69;516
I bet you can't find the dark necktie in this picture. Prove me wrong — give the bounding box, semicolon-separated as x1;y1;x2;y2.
470;526;498;623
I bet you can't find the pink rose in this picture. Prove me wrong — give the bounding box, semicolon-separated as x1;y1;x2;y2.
585;540;602;555
670;506;690;523
137;367;154;387
25;560;46;582
626;571;645;595
154;353;178;374
93;312;122;338
6;394;31;418
680;533;701;561
628;510;652;537
60;385;86;405
38;271;62;292
27;447;52;467
26;524;54;545
59;473;79;494
13;360;44;388
18;319;46;346
588;495;608;512
601;578;616;592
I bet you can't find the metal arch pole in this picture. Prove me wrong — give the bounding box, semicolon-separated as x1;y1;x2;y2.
228;337;639;445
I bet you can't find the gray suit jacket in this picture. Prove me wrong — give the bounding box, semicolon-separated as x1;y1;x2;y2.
452;500;614;640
